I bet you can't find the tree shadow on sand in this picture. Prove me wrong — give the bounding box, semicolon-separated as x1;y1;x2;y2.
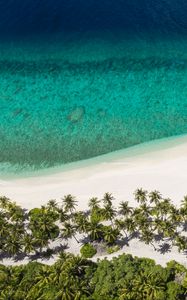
14;244;69;262
157;242;172;254
52;243;68;255
116;237;129;247
13;252;27;262
0;251;12;260
79;236;90;245
154;233;164;243
182;222;187;232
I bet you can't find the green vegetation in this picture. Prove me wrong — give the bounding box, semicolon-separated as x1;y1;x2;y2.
0;189;187;299
107;245;121;254
0;253;187;299
0;189;187;260
80;243;97;258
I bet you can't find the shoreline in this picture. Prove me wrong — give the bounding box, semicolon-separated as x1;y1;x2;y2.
1;134;187;209
1;134;187;267
2;133;187;180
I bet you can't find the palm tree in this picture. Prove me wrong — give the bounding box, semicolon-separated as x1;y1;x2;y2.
102;193;114;207
134;188;148;204
119;281;135;300
56;285;75;300
40;217;58;239
88;197;100;210
57;251;72;263
5;235;22;256
58;208;68;223
87;221;104;241
12;223;25;239
155;198;172;221
29;207;59;241
0;196;11;210
0;265;16;287
33;233;49;253
135;214;150;232
4;202;25;227
168;206;182;224
118;201;132;217
140;229;156;250
22;233;35;254
61;222;79;243
102;204;116;226
0;217;9;241
139;203;152;219
47;199;59;211
103;226;120;245
34;265;52;289
123;218;137;236
115;219;128;238
63;255;90;277
181;195;187;210
51;255;74;284
180;196;187;219
132;271;165;300
0;288;15;300
174;235;187;252
55;255;92;300
62;195;78;214
153;218;165;236
73;212;89;234
149;190;162;205
153;218;176;241
161;220;176;239
73;280;92;300
132;208;149;229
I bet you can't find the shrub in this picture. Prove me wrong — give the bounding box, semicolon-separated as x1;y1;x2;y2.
80;243;97;258
107;245;121;254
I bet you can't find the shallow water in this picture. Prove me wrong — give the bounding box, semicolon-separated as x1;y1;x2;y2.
1;1;187;174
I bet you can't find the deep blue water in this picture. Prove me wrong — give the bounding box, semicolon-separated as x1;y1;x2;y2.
1;1;187;174
1;0;187;36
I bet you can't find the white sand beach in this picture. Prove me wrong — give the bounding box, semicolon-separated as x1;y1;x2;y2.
1;134;187;266
1;134;187;208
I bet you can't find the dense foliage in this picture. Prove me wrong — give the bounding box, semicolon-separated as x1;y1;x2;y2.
0;189;187;299
0;253;187;299
0;189;187;260
80;244;97;258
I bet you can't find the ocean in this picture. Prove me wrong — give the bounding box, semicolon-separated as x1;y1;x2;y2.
0;0;187;174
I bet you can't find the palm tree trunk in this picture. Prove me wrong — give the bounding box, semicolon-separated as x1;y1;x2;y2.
122;229;128;239
73;234;80;243
150;242;156;251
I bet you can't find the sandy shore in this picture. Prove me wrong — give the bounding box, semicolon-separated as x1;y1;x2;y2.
1;134;187;208
1;134;187;266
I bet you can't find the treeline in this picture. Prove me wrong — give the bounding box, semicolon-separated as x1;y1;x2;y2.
0;253;187;299
0;189;187;259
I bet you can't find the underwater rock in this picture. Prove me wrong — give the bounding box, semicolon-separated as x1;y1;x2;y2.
12;108;23;116
97;108;106;117
67;106;85;123
23;112;30;119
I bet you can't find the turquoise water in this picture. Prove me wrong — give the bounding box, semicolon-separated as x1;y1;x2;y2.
1;33;187;174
